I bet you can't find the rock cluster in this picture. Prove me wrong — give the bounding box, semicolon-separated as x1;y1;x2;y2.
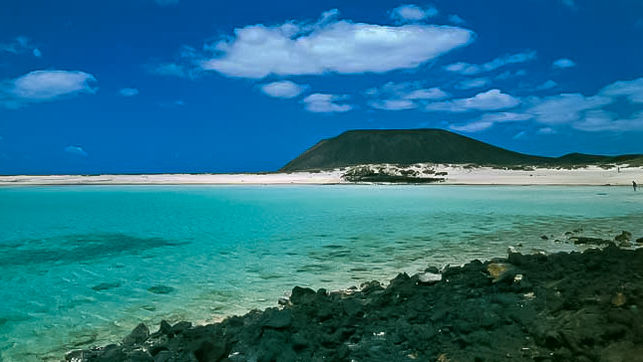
67;245;643;362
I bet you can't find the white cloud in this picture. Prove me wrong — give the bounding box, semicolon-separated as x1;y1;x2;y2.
444;51;536;75
365;82;448;111
404;87;448;100
390;4;438;23
525;93;611;124
600;77;643;103
303;93;352;113
480;77;643;132
425;89;520;112
260;81;306;98
553;58;576;69
572;110;643;132
1;70;96;108
448;15;466;25
449;112;533;133
64;145;88;157
0;36;40;57
450;121;494;132
200;10;473;78
369;99;417;111
366;82;448;100
119;88;139;97
455;77;490;90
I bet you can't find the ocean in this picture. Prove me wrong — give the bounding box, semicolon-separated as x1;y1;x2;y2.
0;185;641;361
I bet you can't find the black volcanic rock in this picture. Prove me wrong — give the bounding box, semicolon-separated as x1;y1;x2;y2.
280;129;643;171
67;245;643;362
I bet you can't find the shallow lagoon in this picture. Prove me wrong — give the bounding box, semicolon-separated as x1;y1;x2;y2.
0;185;641;361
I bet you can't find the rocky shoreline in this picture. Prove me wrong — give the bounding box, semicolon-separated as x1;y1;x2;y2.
66;237;643;362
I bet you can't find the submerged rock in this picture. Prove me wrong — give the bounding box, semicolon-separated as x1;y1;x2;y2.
91;282;121;291
147;285;175;294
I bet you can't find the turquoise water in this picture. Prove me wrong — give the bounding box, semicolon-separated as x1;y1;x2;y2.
0;185;641;361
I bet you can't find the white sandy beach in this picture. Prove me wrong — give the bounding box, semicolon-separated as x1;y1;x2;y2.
1;164;641;186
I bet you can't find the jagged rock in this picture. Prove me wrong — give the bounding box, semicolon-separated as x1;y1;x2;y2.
290;286;316;305
261;308;292;329
65;246;643;362
637;237;643;244
615;231;632;243
486;262;516;283
123;323;149;345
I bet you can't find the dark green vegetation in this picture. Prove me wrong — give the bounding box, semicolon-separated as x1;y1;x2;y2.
342;166;445;183
281;129;643;171
68;238;643;361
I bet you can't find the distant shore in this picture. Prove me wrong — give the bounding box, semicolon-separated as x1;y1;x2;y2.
1;164;641;186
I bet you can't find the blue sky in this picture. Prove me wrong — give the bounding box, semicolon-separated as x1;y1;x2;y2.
1;0;642;174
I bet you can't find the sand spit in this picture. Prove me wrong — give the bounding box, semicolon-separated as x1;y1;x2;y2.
0;164;641;186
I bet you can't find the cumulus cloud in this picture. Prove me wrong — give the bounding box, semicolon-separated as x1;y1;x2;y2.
64;145;88;157
425;89;520;112
260;81;306;98
303;93;352;113
1;70;96;108
390;4;438;23
444;51;536;75
200;10;473;78
0;36;40;57
119;88;139;97
553;58;576;69
455;77;490;90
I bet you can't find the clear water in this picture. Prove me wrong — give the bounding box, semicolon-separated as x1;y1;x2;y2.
0;185;641;361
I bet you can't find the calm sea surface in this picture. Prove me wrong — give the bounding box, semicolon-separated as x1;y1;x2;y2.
0;185;641;361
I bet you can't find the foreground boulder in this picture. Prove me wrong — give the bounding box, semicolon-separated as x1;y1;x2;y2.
66;245;643;362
